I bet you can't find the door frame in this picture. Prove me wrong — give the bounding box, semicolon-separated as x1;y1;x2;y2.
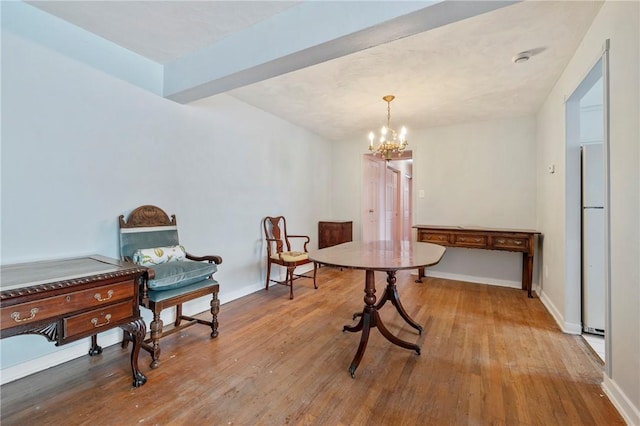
564;40;611;373
362;151;413;242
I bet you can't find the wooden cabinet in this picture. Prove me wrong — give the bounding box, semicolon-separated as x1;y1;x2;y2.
0;255;148;387
414;225;540;298
318;221;353;249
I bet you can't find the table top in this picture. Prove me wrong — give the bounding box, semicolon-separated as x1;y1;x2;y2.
309;240;446;271
1;255;144;292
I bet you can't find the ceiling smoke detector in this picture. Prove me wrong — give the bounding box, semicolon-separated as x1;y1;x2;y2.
512;51;531;64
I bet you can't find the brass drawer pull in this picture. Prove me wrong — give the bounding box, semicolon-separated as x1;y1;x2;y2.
11;308;39;323
514;240;523;245
94;290;114;302
497;239;506;244
91;314;112;328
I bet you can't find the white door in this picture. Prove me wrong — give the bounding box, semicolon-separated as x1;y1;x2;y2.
402;174;412;240
385;167;400;240
362;156;385;241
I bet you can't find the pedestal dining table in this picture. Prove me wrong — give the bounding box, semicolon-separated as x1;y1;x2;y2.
309;240;446;377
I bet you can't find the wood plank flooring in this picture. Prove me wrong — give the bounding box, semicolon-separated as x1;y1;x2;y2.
0;267;623;425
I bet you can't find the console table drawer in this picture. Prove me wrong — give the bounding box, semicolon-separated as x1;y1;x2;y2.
0;281;134;331
63;301;133;340
1;296;64;330
417;232;450;244
70;280;135;308
492;236;529;251
453;234;488;248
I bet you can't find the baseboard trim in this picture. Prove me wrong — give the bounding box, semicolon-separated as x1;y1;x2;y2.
422;270;522;289
538;288;582;335
602;374;640;425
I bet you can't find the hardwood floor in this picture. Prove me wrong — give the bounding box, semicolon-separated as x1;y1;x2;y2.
1;268;623;425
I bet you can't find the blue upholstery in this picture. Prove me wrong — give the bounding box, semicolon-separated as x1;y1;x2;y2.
148;278;218;302
120;228;180;261
147;261;218;290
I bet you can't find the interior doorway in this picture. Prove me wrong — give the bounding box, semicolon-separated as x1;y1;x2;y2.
565;47;610;365
362;151;413;242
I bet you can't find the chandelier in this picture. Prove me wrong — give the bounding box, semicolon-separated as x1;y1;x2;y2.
368;95;408;160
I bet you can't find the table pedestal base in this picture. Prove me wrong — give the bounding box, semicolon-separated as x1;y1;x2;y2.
343;270;421;378
353;271;423;334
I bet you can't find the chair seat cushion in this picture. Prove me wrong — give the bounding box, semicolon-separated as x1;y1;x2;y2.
147;261;218;290
271;251;309;263
148;278;219;302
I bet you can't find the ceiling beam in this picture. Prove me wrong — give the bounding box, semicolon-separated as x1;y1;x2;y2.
164;1;519;104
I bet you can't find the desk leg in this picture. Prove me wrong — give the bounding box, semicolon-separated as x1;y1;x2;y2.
415;267;425;283
120;318;147;388
522;252;534;298
343;270;420;378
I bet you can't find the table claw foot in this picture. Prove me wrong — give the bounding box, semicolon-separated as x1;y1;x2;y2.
349;365;356;378
133;370;147;388
89;335;103;356
88;345;103;356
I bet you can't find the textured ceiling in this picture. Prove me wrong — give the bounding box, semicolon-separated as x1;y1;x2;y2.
26;1;602;142
28;1;301;64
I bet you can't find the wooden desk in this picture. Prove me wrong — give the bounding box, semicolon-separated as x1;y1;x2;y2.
309;241;446;377
0;255;148;387
414;225;540;298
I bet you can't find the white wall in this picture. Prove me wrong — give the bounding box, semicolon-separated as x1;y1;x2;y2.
1;23;332;381
535;1;639;423
333;116;538;289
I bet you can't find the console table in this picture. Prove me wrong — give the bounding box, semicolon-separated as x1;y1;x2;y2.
414;225;540;298
0;255;148;387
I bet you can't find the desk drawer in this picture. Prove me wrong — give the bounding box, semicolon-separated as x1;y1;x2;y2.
63;301;133;340
492;236;529;251
453;234;488;248
70;280;135;308
0;280;134;331
417;232;450;244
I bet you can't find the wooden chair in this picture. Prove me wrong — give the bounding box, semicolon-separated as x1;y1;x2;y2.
263;216;317;299
119;205;222;368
